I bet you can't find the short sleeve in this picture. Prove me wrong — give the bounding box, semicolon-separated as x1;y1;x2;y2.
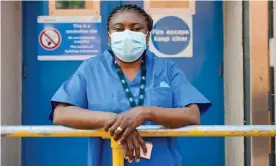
49;61;88;121
169;63;211;114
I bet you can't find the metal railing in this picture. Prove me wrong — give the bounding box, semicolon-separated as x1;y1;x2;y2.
1;125;276;166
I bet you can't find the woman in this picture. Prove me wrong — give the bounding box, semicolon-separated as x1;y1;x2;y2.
50;4;211;166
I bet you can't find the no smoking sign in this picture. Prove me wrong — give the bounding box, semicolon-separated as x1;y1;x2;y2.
39;28;61;50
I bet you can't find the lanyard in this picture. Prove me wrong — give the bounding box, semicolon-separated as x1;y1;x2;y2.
114;57;146;108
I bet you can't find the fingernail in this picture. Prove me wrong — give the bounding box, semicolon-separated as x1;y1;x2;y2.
136;159;140;162
129;160;132;163
118;141;121;145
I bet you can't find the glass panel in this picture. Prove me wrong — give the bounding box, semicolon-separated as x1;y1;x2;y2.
149;1;189;8
56;0;86;9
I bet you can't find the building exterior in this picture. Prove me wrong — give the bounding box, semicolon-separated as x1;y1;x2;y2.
1;1;275;166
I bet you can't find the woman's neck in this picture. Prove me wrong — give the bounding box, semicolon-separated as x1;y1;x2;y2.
115;57;142;82
115;57;142;70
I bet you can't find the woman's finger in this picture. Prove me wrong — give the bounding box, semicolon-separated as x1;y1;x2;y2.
121;143;129;160
133;136;141;162
137;134;147;155
127;139;134;163
113;118;127;141
109;117;123;136
118;127;133;144
103;117;117;132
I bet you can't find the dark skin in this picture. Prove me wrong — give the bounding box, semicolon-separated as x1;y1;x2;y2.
53;10;200;164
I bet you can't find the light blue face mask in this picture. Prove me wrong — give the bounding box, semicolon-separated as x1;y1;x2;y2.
110;29;148;62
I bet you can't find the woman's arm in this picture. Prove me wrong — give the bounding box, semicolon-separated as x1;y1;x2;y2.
53;103;118;129
108;104;199;143
54;103;148;163
144;104;200;128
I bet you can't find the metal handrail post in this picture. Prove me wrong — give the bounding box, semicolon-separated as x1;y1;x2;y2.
111;138;124;166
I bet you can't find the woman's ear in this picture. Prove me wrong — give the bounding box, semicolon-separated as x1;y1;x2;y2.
108;34;111;46
146;32;150;45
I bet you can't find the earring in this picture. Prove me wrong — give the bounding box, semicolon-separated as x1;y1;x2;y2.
108;42;111;46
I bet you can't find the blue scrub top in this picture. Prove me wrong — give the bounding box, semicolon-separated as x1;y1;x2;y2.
50;50;211;166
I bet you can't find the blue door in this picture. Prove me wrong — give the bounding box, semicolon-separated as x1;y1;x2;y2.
22;1;224;166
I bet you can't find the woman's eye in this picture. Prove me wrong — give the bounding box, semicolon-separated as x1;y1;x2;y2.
132;28;141;31
115;27;124;31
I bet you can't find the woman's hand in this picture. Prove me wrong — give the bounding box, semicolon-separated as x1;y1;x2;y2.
121;130;147;163
104;106;151;143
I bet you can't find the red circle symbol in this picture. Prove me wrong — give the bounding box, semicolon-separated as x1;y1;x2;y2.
39;28;61;50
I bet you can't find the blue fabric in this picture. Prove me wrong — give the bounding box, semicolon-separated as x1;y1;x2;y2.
50;50;211;166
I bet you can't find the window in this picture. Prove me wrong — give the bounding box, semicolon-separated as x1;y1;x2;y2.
149;1;189;8
49;0;100;16
55;1;86;9
144;0;195;15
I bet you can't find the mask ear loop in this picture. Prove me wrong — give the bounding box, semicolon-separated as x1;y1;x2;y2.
145;31;149;36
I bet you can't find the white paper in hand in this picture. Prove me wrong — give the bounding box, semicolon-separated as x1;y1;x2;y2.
134;142;153;159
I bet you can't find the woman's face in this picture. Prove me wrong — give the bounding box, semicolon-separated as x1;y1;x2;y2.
108;10;149;43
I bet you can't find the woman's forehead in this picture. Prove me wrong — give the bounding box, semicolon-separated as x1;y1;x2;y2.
110;10;147;25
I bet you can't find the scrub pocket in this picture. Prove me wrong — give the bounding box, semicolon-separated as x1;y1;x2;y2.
148;87;173;108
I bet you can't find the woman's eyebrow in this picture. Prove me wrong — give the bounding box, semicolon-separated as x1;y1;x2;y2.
111;18;145;24
112;23;124;27
132;23;144;26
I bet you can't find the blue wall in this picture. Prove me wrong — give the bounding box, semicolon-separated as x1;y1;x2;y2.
22;1;224;166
